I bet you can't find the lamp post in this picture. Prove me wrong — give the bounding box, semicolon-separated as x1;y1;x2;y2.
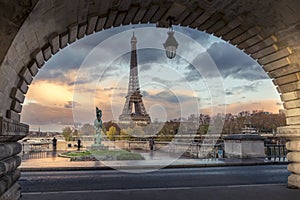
163;16;178;59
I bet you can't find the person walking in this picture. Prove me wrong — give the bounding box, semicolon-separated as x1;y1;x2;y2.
52;137;57;150
77;139;81;151
149;137;155;151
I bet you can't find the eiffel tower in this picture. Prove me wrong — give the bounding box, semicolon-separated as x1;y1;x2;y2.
119;33;151;125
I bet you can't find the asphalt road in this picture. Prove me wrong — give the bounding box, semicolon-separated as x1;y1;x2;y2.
19;165;289;193
20;165;300;200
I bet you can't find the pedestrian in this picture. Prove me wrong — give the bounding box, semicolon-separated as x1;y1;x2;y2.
149;137;155;151
77;139;81;151
52;137;57;150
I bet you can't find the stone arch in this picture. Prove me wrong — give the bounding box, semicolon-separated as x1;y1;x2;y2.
3;1;299;126
1;0;300;198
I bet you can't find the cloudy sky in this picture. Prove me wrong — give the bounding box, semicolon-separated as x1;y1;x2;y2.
21;24;283;132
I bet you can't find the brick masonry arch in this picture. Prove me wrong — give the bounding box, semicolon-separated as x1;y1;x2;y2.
1;0;300;198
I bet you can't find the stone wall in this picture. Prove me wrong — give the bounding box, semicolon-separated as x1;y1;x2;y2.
0;118;27;199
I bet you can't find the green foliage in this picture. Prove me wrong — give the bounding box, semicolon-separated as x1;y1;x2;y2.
62;127;73;141
62;126;81;141
62;151;91;157
107;126;117;141
103;121;120;134
198;125;209;134
91;150;144;160
120;129;130;140
91;150;120;156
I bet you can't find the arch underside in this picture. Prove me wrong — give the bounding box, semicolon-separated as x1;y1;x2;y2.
1;0;300;196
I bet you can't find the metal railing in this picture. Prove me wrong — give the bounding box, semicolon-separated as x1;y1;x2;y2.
21;142;53;160
126;141;288;161
265;144;287;161
20;140;288;161
21;151;56;160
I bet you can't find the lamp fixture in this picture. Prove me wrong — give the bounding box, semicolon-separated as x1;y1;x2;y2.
163;16;178;59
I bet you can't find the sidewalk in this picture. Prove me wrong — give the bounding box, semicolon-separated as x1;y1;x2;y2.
20;150;288;171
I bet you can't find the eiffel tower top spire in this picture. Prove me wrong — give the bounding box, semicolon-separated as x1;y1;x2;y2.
128;32;140;94
131;31;137;45
119;32;151;125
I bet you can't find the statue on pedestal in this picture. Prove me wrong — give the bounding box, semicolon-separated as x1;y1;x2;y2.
90;107;108;150
94;107;103;145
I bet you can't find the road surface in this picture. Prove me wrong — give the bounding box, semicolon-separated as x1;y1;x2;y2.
20;165;300;200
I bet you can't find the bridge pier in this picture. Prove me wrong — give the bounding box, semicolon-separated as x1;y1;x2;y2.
278;125;300;188
0;117;28;200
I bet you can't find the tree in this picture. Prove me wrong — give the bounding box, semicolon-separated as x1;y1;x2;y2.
107;126;117;141
72;127;80;139
120;129;130;140
220;110;287;134
103;121;120;134
198;125;209;135
62;127;73;141
81;123;94;135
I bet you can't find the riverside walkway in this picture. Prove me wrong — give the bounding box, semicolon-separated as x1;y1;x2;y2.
20;150;287;171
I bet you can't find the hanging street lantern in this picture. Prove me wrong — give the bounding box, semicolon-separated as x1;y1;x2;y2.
163;16;178;59
163;31;178;59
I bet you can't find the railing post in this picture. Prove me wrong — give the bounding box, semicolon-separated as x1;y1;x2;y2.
197;143;199;158
283;144;286;160
278;144;282;161
267;145;271;160
273;145;276;160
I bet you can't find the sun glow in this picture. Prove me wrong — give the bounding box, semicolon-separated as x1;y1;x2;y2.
26;82;73;106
